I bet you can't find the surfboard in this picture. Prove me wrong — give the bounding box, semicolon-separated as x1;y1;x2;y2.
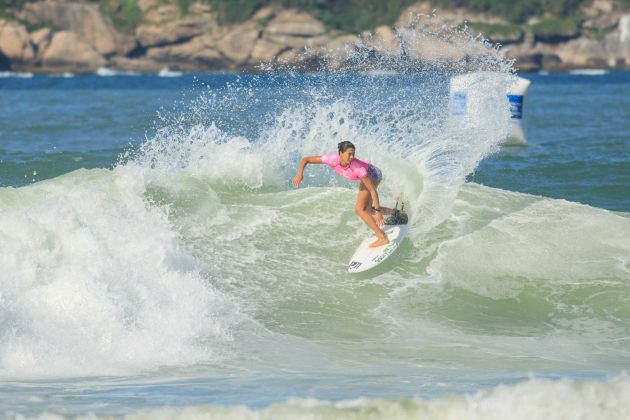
348;211;409;273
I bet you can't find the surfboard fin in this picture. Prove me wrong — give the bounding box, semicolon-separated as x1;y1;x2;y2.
385;193;408;225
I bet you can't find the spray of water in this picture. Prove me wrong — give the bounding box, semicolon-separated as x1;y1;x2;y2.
128;13;516;234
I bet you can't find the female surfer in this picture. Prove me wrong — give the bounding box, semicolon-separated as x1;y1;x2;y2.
292;141;389;248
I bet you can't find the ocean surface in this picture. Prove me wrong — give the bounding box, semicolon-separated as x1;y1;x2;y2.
1;43;630;419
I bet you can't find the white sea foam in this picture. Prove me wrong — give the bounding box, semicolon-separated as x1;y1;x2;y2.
96;67;140;77
132;70;513;238
0;71;33;78
48;72;75;78
127;13;515;238
158;67;183;77
569;69;609;76
0;168;239;379
96;67;117;76
14;375;630;419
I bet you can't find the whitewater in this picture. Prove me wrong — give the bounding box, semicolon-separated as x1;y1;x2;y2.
1;16;630;419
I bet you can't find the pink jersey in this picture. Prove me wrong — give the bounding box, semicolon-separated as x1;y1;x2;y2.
321;153;369;181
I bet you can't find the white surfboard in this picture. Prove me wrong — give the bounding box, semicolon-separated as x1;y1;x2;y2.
348;222;409;273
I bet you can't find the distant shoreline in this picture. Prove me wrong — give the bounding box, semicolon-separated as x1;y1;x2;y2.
2;67;629;78
1;1;629;74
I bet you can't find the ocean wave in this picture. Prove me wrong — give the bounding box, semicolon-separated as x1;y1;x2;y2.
5;16;627;382
0;168;239;379
14;375;630;419
2;165;627;380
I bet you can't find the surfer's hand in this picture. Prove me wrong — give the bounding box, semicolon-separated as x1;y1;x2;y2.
291;174;303;188
374;212;385;227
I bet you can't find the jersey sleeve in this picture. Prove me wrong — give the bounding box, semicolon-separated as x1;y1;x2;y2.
320;153;338;168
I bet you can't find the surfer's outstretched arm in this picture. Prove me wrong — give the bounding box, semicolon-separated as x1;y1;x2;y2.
292;156;322;187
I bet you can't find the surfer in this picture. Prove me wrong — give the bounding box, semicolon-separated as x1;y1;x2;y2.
292;141;389;248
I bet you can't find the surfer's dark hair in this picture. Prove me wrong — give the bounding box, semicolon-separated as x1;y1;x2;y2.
338;141;355;153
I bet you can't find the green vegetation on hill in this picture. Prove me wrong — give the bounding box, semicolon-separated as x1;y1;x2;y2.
0;0;31;19
84;0;142;34
4;0;630;36
208;0;264;24
204;0;627;33
1;0;33;8
176;0;197;14
531;17;581;41
207;0;418;34
0;0;45;31
433;0;586;23
301;0;418;34
466;22;523;39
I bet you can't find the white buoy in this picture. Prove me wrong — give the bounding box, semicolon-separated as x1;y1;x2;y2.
505;76;530;145
449;73;531;145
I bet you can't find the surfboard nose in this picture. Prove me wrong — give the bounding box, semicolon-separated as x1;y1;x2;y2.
348;224;408;273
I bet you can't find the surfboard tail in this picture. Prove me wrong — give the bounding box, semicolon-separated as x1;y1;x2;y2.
385;193;408;225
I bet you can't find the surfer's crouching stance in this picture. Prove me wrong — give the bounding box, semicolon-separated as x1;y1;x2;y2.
291;141;390;248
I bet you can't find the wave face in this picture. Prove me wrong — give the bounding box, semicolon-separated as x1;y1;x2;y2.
1;17;629;393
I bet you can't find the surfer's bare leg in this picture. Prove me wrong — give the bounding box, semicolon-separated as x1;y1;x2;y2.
356;182;389;248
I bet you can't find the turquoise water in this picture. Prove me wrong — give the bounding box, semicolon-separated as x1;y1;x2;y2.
472;72;630;212
1;64;630;418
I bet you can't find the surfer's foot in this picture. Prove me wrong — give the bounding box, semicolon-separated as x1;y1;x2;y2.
369;236;389;248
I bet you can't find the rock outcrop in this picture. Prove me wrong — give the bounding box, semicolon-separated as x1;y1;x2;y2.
249;38;290;65
0;0;629;73
136;17;208;48
146;34;224;70
215;22;260;67
0;21;35;68
264;9;326;48
21;1;134;56
621;15;630;43
40;30;106;72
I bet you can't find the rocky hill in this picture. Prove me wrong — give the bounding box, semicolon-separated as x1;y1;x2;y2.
1;0;629;73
